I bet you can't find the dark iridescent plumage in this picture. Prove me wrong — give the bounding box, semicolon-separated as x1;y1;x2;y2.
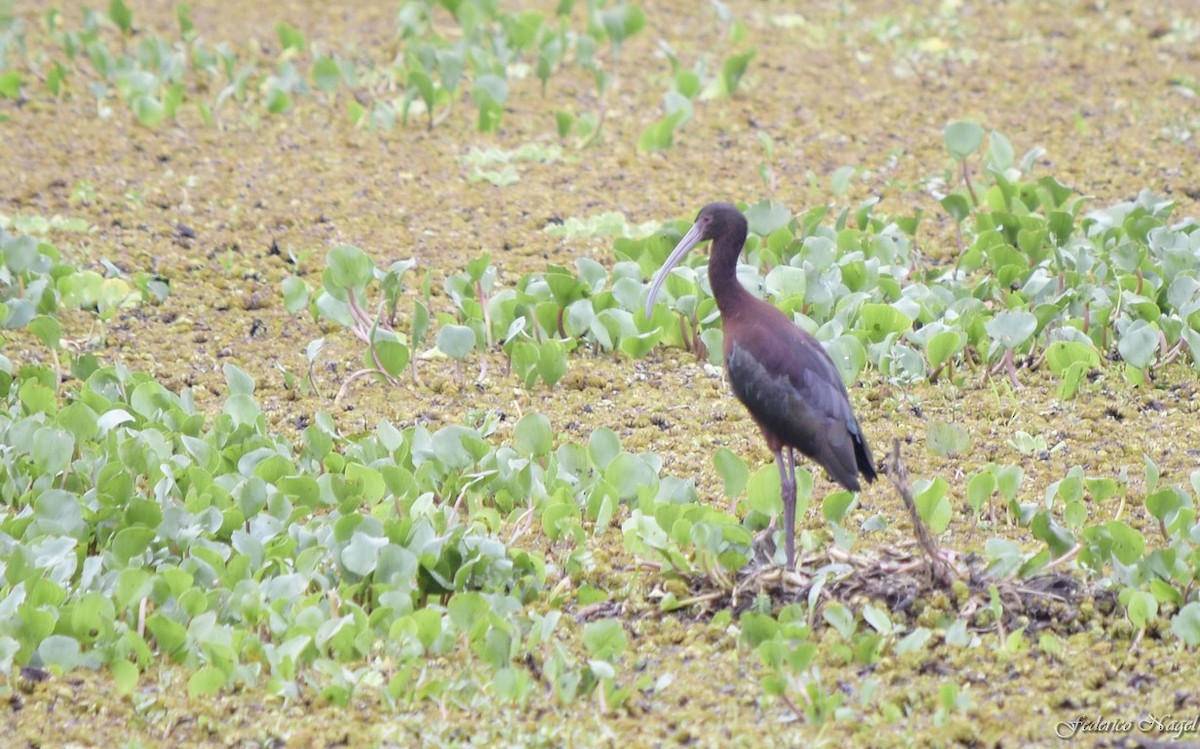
646;202;876;566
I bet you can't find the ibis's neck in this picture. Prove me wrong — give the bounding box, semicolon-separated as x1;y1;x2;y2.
708;232;753;318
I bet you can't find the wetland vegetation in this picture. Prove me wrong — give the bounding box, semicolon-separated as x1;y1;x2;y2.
2;0;1200;746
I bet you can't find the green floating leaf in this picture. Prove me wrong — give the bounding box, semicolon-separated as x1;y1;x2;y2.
745;462;782;516
541;499;580;541
1125;589;1157;630
111;659;139;695
1044;341;1099;376
555;110;575;138
145;613;186;656
823;335;866;387
719;48;756;96
822;491;855;524
940;194;971;223
739;612;778;648
27;315;62;349
986;130;1015;172
326;244;374;290
862;604;893;635
281;277;310;314
514;412;553;458
313;57;342;94
831;166;856;197
966;471;996;515
896;627;932;655
37;635;81;673
276;22;306;53
187;665;226;699
177;3;195;36
1171;602;1200;648
637;110;686;152
822;601;855;640
109;0;133;36
582;618;627;661
713;447;749;499
744;200;791;237
1145;487;1185;526
858;303;913;342
985;310;1037;350
764;265;806;300
374;337;410;377
436;325;476;360
471;74;508;133
111;526;155;564
913;477;951;535
944;120;984;160
599;3;646;51
926;421;970;458
589;428;621;470
926;329;965;369
342;532;386;576
604;452;656;501
1106;520;1145;565
537;339;567;386
1030;511;1074;557
132;95;165;127
1117;319;1159;370
224;363;256;396
0;71;21;99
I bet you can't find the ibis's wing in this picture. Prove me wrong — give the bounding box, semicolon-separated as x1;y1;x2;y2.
726;319;875;489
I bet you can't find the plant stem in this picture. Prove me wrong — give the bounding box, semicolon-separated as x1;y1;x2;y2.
961;159;979;207
477;280;493;348
885;439;956;588
335;367;392;404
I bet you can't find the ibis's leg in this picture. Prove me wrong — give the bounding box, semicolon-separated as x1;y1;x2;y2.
777;447;798;567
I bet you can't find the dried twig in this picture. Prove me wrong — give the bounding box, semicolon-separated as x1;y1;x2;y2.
887;439;956;588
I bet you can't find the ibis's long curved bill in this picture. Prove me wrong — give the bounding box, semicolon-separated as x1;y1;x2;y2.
644;221;706;318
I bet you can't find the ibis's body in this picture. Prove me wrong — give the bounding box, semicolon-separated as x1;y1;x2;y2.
646;202;876;566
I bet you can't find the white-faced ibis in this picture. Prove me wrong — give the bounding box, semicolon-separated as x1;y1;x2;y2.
645;202;877;567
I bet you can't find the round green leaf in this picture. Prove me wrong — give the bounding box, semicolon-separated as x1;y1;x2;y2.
374;337;410;377
436;324;477;360
913;477;951;535
537;339;567;386
604;453;656;501
1126;590;1158;630
746;463;782;516
588;428;621;469
1117;319;1159;370
926;329;966;369
582;618;627;660
326;244;374;290
713;447;749;499
858;303;913;342
1106;520;1145;565
514;412;553;458
187;665;227;698
967;471;996;513
822;491;855;524
36;635;81;673
985;310;1037;350
27;315;62;349
744;200;792;237
342;531;386;576
1171;602;1200;647
944;120;984;160
926;422;970;458
1044;340;1100;376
